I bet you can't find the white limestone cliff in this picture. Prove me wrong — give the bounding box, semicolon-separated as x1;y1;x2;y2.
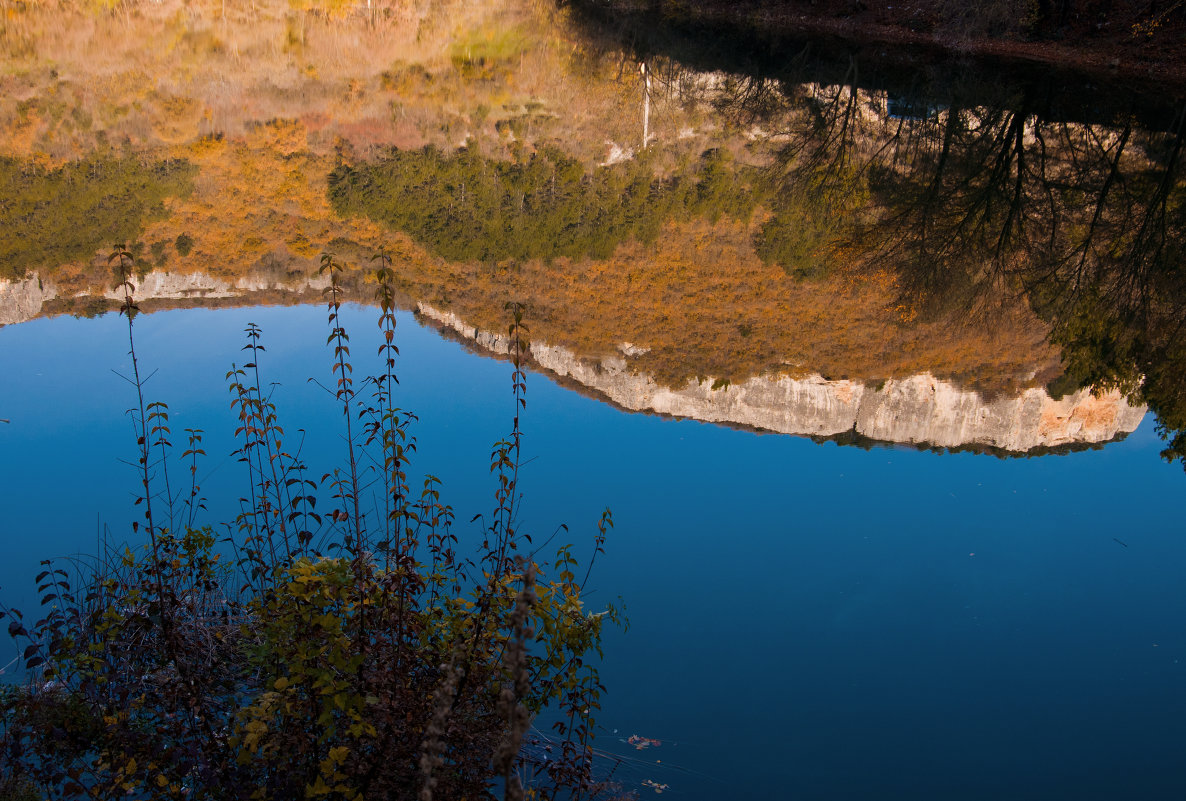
97;270;331;300
0;276;1149;452
416;302;1147;453
0;275;57;326
0;269;332;327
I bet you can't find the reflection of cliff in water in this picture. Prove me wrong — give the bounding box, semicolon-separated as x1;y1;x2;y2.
0;270;331;326
559;11;1186;466
415;303;1145;455
0;270;1145;454
2;1;1180;462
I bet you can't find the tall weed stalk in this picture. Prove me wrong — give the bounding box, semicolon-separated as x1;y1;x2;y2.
0;247;624;801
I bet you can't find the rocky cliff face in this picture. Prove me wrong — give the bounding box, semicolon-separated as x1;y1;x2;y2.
96;271;332;301
0;276;57;326
0;270;332;326
0;276;1149;452
417;302;1148;453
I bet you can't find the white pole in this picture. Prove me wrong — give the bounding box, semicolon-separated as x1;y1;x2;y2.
641;62;651;149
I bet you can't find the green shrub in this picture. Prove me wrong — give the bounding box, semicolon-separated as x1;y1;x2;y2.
0;155;195;280
328;145;758;264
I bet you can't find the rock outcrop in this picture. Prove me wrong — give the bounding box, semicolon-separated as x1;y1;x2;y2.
0;275;57;326
98;271;332;301
0;270;332;327
0;277;1149;452
417;302;1147;453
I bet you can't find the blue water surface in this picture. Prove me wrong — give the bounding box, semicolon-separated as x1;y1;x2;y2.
1;304;1183;800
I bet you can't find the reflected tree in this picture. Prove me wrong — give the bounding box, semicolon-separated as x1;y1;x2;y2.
621;35;1186;466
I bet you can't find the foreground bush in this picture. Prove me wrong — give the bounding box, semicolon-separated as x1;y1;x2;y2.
0;248;621;800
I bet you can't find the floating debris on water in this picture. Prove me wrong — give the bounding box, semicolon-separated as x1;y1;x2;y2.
627;734;662;750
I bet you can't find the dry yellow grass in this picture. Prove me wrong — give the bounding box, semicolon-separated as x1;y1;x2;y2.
0;0;1061;395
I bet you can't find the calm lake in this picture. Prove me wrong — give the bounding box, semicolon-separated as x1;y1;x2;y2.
1;0;1185;798
2;302;1186;799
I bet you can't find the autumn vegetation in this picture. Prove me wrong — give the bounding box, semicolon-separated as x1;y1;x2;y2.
3;0;1185;796
1;249;622;800
0;155;195;279
0;0;1066;397
2;0;1184;466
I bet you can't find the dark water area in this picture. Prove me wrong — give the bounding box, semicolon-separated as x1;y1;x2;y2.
2;5;1186;798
